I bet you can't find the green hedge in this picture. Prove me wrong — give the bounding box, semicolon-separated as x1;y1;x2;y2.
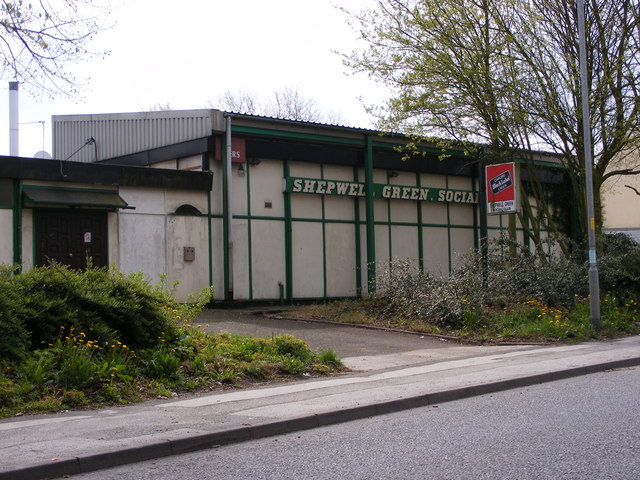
0;264;208;363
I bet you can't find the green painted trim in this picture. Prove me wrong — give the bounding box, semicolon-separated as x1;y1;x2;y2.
522;200;531;250
234;214;284;221
232;125;365;146
365;136;376;292
416;173;424;271
0;206;13;210
446;176;452;273
373;220;476;229
12;180;22;271
472;175;479;251
20;185;119;193
320;164;327;298
207;190;213;288
291;217;356;224
231;125;566;169
246;158;253;300
283;160;293;302
353;167;362;296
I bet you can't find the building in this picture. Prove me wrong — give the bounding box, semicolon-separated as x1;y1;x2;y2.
602;149;640;243
1;110;569;303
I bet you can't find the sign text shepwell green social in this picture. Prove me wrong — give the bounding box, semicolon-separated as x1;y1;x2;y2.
286;177;478;204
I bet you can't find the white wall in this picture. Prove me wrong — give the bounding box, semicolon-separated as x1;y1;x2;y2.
0;210;13;265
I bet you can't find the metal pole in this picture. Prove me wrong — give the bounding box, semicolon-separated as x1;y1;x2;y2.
577;0;601;330
9;82;19;156
225;115;234;300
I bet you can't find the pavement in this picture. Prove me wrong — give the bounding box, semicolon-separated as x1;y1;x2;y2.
2;309;640;480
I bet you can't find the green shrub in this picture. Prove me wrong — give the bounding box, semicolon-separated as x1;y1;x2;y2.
143;347;181;380
0;288;29;362
599;233;640;298
317;349;343;367
0;263;211;353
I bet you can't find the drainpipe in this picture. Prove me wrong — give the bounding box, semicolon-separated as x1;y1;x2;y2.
225;115;234;300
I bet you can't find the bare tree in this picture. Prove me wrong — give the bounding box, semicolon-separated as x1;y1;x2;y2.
1;0;113;95
214;86;343;124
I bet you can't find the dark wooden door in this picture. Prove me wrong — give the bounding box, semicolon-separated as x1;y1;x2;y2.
35;210;108;269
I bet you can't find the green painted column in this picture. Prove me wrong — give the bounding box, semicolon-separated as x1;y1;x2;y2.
283;159;293;302
416;172;424;271
365;135;376;293
353;166;362;297
12;179;22;272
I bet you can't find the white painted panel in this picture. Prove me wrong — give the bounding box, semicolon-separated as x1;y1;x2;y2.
390;200;417;223
21;210;33;271
251;220;286;299
423;227;449;277
108;212;118;266
291;194;322;219
324;196;355;221
290;161;320;178
421;173;447;188
449;204;474;225
0;210;13;265
119;187;165;215
166;190;208;215
325;223;357;297
360;223;369;295
450;227;475;270
323;165;354;181
374;198;388;222
292;221;324;298
375;224;390;264
231;169;248;217
487;213;504;228
448;176;473;190
249;159;284;218
210;217;225;300
391;225;419;266
373;169;387;183
210;161;224;216
166;216;209;302
232;219;250;300
118;214;166;283
422;203;448;225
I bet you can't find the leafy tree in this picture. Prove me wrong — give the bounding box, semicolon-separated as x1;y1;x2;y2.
493;0;640;243
0;0;112;95
342;0;640;251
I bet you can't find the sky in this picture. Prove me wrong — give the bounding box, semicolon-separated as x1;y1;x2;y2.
0;0;388;158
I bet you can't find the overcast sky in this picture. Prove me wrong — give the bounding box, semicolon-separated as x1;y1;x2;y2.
0;0;388;158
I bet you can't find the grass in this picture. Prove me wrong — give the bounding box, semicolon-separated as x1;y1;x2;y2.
282;295;640;344
0;327;345;419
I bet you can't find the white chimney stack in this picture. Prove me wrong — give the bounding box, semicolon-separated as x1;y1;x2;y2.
9;81;19;156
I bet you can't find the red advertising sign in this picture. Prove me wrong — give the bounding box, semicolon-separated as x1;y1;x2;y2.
214;136;246;164
230;137;246;164
486;162;517;214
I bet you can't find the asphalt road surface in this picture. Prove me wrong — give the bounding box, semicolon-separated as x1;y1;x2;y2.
195;309;454;358
74;366;640;480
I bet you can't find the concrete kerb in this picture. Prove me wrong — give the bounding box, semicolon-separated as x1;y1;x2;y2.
262;313;549;347
3;355;640;480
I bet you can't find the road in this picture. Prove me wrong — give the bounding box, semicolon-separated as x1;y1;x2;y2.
73;365;640;480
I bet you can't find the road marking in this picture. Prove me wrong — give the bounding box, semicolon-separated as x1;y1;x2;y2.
0;415;92;431
157;343;597;409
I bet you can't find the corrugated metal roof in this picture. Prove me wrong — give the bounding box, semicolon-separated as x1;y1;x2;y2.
52;110;225;163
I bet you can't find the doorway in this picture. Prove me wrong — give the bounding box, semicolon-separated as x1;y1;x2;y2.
35;210;108;269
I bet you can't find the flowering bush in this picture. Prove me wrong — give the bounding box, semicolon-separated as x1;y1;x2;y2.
374;233;637;335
